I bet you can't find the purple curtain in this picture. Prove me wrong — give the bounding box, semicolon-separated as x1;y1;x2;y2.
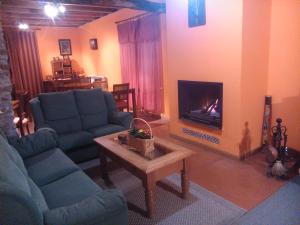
117;14;163;114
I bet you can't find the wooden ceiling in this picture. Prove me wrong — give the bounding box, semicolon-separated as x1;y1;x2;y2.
0;0;165;28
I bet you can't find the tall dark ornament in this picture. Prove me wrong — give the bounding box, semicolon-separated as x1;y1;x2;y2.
188;0;206;27
261;96;272;146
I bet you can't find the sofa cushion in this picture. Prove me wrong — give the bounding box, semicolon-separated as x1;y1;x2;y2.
41;170;101;209
27;177;49;213
0;141;31;196
66;145;99;164
24;148;79;186
73;89;108;130
8;128;58;159
58;131;94;152
39;91;82;134
88;124;125;138
0;135;28;175
44;190;128;225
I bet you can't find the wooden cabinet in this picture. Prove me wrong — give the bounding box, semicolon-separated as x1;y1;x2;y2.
51;56;72;78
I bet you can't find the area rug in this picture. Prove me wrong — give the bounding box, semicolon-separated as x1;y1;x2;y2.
92;169;245;225
232;175;300;225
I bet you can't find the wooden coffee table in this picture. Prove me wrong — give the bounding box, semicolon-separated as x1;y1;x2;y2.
94;132;194;218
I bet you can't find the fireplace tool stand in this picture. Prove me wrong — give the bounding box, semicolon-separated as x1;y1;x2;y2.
267;118;288;178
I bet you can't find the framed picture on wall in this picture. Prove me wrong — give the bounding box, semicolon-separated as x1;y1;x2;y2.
58;39;72;55
188;0;206;27
90;38;98;50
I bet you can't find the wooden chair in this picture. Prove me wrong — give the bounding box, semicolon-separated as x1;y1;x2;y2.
113;83;130;112
13;91;30;136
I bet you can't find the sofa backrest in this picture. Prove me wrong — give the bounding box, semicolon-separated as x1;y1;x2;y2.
0;135;46;225
38;91;82;134
73;88;108;130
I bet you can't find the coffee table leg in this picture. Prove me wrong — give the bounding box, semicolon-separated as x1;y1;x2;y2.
99;150;109;180
181;159;189;199
143;175;155;218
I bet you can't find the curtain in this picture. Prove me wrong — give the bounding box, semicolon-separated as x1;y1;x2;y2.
4;29;43;99
117;14;163;114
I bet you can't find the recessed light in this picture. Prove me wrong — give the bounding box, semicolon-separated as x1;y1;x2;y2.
44;4;59;19
18;23;29;30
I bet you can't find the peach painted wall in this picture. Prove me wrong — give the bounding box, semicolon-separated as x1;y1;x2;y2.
240;0;271;155
267;0;300;151
36;27;83;78
165;0;243;157
79;9;145;90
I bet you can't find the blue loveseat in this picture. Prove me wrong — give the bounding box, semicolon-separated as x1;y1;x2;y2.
0;128;128;225
30;88;132;163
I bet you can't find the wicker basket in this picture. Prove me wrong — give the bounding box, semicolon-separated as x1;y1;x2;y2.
128;118;155;155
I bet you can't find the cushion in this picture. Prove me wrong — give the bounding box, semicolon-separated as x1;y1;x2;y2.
0;142;31;196
44;190;128;225
27;177;49;213
8;128;58;159
39;91;82;134
41;170;101;209
0;135;28;175
24;148;79;186
66;145;99;164
73;89;108;130
104;92;118;113
88;124;125;138
58;131;94;152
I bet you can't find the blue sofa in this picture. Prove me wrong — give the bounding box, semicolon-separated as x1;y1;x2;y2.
30;88;132;163
0;128;128;225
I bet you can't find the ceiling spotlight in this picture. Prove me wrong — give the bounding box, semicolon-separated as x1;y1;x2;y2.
58;5;66;13
44;4;58;19
18;23;29;30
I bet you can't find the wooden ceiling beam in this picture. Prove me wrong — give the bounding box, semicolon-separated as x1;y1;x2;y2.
24;0;166;12
1;5;115;14
0;11;107;20
5;0;122;10
2;17;92;24
2;13;101;21
0;8;108;18
3;23;78;28
2;20;82;27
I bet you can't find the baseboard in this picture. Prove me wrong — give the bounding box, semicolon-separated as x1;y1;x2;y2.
169;133;241;160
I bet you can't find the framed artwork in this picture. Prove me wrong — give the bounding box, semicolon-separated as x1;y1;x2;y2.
188;0;206;27
58;39;72;55
90;38;98;50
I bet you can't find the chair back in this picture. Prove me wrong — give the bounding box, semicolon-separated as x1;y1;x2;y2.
17;91;29;114
113;83;129;101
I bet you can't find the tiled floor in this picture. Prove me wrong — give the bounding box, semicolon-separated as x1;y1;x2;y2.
150;122;286;211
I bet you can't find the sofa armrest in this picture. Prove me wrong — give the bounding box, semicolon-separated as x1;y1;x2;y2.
44;190;128;225
0;183;44;225
110;111;133;129
8;128;58;159
30;97;46;130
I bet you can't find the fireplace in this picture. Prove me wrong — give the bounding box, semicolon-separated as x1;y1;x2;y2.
178;80;223;129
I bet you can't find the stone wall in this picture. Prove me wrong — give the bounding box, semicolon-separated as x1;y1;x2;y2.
0;21;16;136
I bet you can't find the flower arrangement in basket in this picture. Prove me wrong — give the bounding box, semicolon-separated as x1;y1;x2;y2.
128;118;155;155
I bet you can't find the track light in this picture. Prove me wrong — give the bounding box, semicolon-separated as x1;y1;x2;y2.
58;5;66;13
44;4;59;20
18;23;29;30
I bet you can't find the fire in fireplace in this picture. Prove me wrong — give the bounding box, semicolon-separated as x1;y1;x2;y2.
178;80;223;129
